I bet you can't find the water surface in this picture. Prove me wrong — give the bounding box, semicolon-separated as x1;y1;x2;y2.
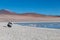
14;22;60;29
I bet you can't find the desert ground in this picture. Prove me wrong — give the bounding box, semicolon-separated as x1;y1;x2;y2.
0;14;60;22
0;22;60;40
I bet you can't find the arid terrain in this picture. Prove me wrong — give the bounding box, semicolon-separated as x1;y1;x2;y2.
0;22;60;40
0;9;60;22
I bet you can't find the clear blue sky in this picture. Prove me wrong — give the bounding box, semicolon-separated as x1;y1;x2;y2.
0;0;60;15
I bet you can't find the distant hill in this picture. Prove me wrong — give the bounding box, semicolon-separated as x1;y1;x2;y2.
0;9;16;15
0;9;60;17
0;9;46;17
19;13;46;17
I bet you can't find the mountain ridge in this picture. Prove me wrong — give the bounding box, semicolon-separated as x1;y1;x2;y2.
0;9;16;15
0;9;60;17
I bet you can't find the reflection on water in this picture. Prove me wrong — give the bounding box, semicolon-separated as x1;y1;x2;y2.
14;22;60;29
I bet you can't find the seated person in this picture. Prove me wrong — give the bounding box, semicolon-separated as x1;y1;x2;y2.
7;22;12;27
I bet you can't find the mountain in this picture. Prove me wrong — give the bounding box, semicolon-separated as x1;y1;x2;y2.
19;13;46;17
0;9;59;17
0;9;47;17
0;9;16;15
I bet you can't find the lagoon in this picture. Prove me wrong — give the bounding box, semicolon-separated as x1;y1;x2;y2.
14;22;60;29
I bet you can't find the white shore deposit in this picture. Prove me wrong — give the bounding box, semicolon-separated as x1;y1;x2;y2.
0;22;60;40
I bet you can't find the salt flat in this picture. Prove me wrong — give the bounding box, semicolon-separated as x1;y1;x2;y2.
0;22;60;40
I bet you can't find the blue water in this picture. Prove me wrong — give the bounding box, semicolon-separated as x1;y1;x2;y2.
14;22;60;29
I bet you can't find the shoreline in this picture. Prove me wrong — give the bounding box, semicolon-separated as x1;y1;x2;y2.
13;21;60;23
1;21;60;23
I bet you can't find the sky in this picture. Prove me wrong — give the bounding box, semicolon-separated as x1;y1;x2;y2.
0;0;60;15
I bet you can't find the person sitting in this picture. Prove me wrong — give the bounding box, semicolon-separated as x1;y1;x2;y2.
7;22;12;27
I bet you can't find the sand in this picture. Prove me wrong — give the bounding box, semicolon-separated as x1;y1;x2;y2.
0;22;60;40
0;14;60;22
